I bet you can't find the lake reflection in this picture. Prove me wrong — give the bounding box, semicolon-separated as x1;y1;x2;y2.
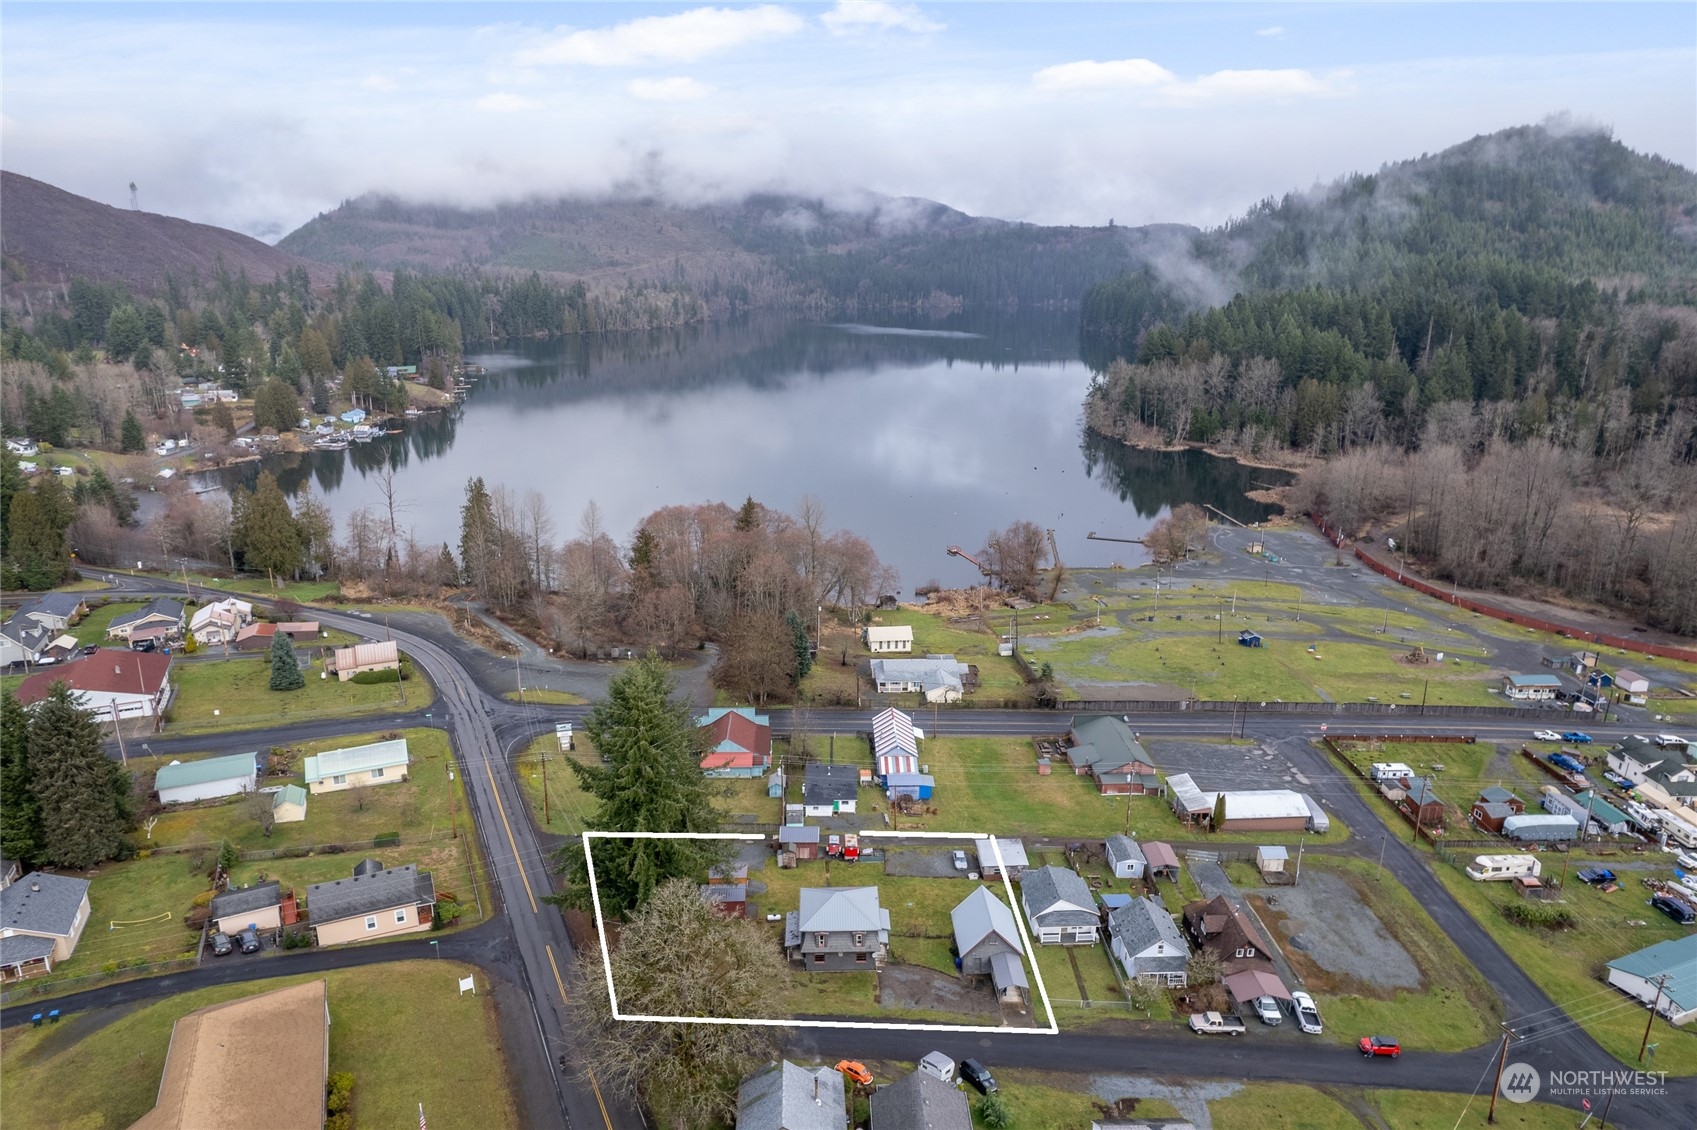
221;313;1286;593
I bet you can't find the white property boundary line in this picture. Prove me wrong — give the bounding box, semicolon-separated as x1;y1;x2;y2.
583;829;1060;1035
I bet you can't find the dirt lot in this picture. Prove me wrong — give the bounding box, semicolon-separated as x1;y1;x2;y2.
878;962;995;1020
881;847;972;878
1250;870;1422;993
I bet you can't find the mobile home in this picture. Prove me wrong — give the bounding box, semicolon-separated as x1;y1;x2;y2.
1466;855;1543;882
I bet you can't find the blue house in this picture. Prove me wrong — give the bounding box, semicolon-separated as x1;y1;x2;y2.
883;772;934;801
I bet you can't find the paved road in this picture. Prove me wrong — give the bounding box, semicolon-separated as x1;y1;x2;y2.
60;575;1695;1127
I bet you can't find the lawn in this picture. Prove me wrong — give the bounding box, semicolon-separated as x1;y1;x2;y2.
1208;1083;1362;1130
67;599;146;645
33;852;215;982
1030;940;1127;1026
1370;1089;1618;1129
168;653;434;733
0;961;517;1130
514;734;604;835
1433;852;1697;1073
863;608;1033;699
180;571;343;602
503;687;586;704
225;831;481;921
143;728;463;853
899;735;1342;843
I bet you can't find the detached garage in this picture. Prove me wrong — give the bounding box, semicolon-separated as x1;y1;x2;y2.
156;752;258;805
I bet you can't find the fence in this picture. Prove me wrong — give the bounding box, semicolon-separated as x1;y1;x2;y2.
1309;513;1697;664
1056;697;1559;719
136;829;457;864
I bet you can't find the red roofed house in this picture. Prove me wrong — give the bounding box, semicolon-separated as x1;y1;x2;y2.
16;648;173;720
233;622;323;652
696;708;772;778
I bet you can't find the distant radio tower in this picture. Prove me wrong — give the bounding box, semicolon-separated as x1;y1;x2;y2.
129;182;138;210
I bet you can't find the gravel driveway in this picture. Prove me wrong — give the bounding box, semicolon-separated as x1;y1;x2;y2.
1253;870;1422;991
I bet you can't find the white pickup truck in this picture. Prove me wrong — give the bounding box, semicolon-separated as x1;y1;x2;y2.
1188;1011;1247;1036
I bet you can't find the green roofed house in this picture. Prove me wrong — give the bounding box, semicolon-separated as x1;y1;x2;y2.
1605;935;1697;1026
155;752;258;805
272;784;308;824
302;738;409;795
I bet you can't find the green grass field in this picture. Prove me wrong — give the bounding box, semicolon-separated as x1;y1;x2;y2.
68;600;146;645
168;653;434;733
514;734;604;834
1433;853;1697;1073
41;853;215;979
0;961;517;1130
503;687;587;705
1370;1088;1618;1129
1207;1082;1362;1130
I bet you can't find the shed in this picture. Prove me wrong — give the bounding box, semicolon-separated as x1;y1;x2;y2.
1301;794;1330;833
699;884;747;919
1255;846;1289;876
776;825;821;861
271;785;308;824
1470;801;1516;834
918;1051;956;1083
1502;813;1581;843
1613;668;1651;704
1142;841;1181;879
974;836;1029;879
1106;834;1147;879
155;752;259;805
1224;968;1291;1006
883;772;935;801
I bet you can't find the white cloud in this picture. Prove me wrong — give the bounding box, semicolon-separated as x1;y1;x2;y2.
516;6;803;67
821;1;944;36
1034;57;1337;105
475;91;539;113
360;74;397;92
628;76;715;102
1032;58;1176;91
1256;26;1286;39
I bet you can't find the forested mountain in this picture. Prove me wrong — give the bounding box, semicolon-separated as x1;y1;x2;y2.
1082;123;1697;634
0;171;336;299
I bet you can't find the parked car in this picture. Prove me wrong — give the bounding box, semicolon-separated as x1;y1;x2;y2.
80;644;99;656
952;850;969;871
834;1060;873;1086
1188;1011;1247;1036
1289;990;1323;1035
1359;1035;1401;1058
131;638;157;652
1561;731;1594;744
1252;995;1283;1025
1532;730;1563;742
209;931;233;957
238;928;261;954
1650;894;1697;925
1674;851;1697;872
1656;734;1690;748
1576;867;1618;886
959;1058;998;1094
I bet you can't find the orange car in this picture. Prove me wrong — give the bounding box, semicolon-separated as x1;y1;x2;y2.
835;1060;873;1086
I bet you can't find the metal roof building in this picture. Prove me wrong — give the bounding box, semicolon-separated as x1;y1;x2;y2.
1605;935;1697;1026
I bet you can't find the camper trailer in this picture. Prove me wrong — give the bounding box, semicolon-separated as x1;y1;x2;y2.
1466;855;1543;882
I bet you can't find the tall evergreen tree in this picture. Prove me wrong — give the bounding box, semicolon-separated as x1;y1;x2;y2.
0;690;42;865
120;409;146;453
549;655;721;917
28;683;131;869
733;495;760;532
458;476;498;593
784;609;813;684
268;630;305;691
243;471;302;586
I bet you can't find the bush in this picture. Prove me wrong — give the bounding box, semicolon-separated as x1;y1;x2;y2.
191;890;215;908
1502;901;1576;929
217;842;239;872
432;899;463;930
373;832;401;848
979;1093;1013;1129
326;1072;355;1115
349;668;401;685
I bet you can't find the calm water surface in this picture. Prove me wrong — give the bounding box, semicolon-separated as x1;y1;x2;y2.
223;314;1287;593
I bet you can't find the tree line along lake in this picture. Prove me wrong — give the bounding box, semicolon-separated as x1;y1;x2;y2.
207;311;1289;593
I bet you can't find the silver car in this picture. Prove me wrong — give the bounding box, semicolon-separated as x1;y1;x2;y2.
952;850;969;871
1253;995;1282;1026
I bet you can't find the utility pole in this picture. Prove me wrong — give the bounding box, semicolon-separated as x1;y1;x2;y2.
1295;835;1304;884
109;702;129;766
1487;1023;1519;1123
1640;974;1669;1061
541;749;550;826
1377;833;1387;879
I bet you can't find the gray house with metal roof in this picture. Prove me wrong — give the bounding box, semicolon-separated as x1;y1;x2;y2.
12;592;87;632
106;598;185;641
736;1060;846;1130
1107;896;1189;986
950;886;1024;975
1020;865;1099;945
869;1068;971;1130
0;872;92;981
787;887;888;972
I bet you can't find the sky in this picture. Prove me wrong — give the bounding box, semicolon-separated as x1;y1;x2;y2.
2;2;1692;241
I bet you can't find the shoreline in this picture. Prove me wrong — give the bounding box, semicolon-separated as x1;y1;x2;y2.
1084;424;1315;477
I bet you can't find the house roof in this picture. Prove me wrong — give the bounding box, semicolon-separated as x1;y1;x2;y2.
1478;786;1519;804
870;656;967;694
1506;673;1563;688
0;872;90;938
156;752;257;792
1405;779;1442;807
1106;835;1146;868
798;886;883;934
951;886;1024;957
110;598;184;630
869;1069;972;1130
1142;842;1181;870
1474;802;1516;820
0;617;51;651
701;884;748;904
882;772;934;788
778;826;822;846
305;863;434;924
1572;791;1630;826
1612;668;1648;688
189;598;252;631
1108;896;1186;964
865;625;914;643
303;738;410;784
1606;935;1697;1015
736;1061;845;1130
1224;968;1291;1003
989;950;1029;992
1184;895;1271;956
802;763;858;805
210;880;282;921
15;592;84;621
331;640;399;669
697;707;772;760
273;784;308;810
128;980;328;1130
16;649;171;704
871;707;919;758
973;837;1028;869
0;933;58;967
1069;715;1155;775
1021;866;1097;928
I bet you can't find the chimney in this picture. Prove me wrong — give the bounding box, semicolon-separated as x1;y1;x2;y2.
31;881;41;892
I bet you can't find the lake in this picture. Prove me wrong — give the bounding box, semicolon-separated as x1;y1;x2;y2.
216;312;1288;594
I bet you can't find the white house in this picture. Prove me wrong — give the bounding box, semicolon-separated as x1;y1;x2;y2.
0;618;51;668
189;598;254;645
1020;865;1099;946
870;655;970;703
1613;668;1651;705
5;438;40;457
1107;896;1189;987
863;624;914;654
1502;673;1563;701
155;752;259;804
16;650;172;720
303;738;410;795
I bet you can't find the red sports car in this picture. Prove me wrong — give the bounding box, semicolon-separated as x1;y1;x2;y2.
1359;1036;1401;1058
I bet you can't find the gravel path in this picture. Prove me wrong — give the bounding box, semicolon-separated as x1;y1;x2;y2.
1088;1075;1245;1130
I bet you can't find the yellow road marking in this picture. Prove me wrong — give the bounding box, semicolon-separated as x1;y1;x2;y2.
549;945;615;1130
485;756;539;914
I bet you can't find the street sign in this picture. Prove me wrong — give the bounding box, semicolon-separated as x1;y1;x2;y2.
556;722;573;751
